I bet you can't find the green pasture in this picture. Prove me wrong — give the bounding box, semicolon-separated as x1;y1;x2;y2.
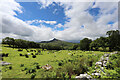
0;44;110;78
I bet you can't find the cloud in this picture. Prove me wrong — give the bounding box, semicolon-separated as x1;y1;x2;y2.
26;20;57;25
55;23;63;28
0;0;54;42
53;2;118;41
0;0;22;16
0;0;119;42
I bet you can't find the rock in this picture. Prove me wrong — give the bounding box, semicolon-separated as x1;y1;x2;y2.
100;56;104;61
42;64;52;70
68;53;71;55
27;53;31;55
105;57;109;61
95;61;102;66
92;73;101;76
103;61;107;64
103;64;107;67
104;54;109;57
76;73;92;79
0;61;11;65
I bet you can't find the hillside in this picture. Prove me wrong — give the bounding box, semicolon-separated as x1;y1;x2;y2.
39;38;78;49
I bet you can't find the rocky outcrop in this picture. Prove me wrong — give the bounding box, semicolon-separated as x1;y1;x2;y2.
76;51;118;79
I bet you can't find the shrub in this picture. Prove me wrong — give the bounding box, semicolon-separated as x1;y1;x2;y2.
35;53;38;55
31;73;36;79
32;55;36;58
18;49;23;51
22;67;27;71
19;54;23;56
2;53;5;57
36;65;40;69
25;54;29;58
9;66;12;70
30;50;33;52
20;64;24;67
58;62;63;66
28;68;36;73
31;53;33;55
5;53;9;57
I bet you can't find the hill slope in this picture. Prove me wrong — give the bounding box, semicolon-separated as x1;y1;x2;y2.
39;38;78;49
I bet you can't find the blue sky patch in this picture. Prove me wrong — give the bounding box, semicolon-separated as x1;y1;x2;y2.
14;2;67;31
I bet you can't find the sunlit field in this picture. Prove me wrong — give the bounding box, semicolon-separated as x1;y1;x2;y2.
0;44;108;78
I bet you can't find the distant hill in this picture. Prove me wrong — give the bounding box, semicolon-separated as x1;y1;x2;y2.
40;38;60;43
39;38;78;49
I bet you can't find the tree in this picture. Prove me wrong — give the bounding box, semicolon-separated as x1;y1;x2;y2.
72;44;79;50
79;38;92;51
89;37;109;51
2;37;15;47
106;30;120;51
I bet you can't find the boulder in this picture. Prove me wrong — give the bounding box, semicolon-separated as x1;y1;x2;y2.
68;53;71;55
76;73;92;79
27;53;31;55
92;73;101;76
95;61;102;66
0;61;11;65
42;64;52;70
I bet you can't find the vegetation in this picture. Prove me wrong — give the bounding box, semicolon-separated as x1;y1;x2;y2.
2;30;120;51
0;30;120;79
0;45;106;78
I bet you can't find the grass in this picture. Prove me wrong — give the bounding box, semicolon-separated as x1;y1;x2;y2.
0;44;110;78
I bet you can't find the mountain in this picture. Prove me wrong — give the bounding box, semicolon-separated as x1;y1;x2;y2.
40;38;60;43
39;38;78;49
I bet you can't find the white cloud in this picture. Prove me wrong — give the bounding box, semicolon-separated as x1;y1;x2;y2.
53;2;118;41
0;0;119;42
55;23;63;28
26;20;57;25
0;0;54;42
0;0;22;16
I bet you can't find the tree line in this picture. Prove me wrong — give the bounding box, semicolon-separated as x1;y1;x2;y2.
1;30;120;51
2;37;40;48
76;30;120;51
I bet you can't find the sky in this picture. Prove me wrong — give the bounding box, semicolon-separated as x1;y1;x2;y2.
0;0;119;42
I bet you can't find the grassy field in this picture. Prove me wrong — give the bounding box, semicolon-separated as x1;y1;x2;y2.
0;44;111;78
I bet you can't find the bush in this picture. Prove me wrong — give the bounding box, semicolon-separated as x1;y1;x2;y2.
18;49;23;51
25;54;29;58
5;53;9;57
35;53;38;55
32;55;36;58
22;67;27;71
20;64;24;67
30;50;33;52
2;53;5;57
31;73;36;79
36;65;40;69
9;66;12;70
58;62;63;66
19;54;23;56
28;68;36;73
